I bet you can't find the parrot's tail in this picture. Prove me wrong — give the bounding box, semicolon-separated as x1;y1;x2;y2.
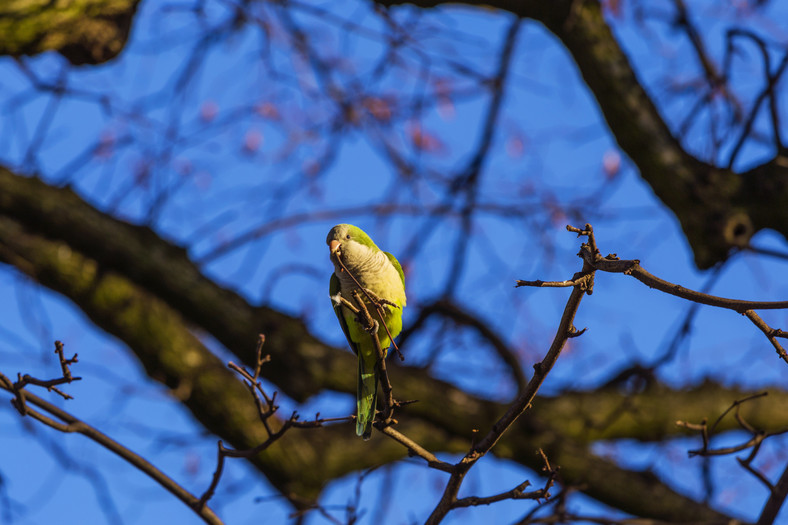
356;352;378;440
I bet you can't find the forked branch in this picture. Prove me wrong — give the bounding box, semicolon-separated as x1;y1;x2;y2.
677;393;788;525
520;225;788;364
0;343;223;525
197;335;352;509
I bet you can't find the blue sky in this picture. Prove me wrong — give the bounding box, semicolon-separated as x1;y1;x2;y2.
1;1;787;524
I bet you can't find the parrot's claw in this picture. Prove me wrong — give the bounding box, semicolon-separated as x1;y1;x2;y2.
362;288;400;310
379;298;400;310
364;319;380;335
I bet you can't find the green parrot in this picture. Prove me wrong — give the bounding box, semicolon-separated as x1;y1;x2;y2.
327;224;406;439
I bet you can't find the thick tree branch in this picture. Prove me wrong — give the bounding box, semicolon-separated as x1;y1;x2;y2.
375;0;788;268
0;214;371;503
0;167;352;401
0;168;773;521
0;0;140;64
1;0;787;519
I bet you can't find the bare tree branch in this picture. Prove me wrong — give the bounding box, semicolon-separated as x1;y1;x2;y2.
376;0;788;269
0;365;223;525
0;171;764;521
758;463;788;525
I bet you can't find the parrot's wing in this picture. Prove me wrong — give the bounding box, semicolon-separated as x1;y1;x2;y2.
384;251;405;289
330;272;359;355
331;272;377;439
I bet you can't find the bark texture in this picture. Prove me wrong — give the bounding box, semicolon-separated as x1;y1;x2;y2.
1;167;784;520
0;0;139;64
377;0;788;268
3;0;788;520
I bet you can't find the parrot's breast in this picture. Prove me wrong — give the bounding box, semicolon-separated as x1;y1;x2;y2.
337;248;403;304
334;241;406;350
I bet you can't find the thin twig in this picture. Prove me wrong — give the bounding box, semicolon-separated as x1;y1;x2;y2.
515;278;586;288
350;289;395;422
10;340;82;402
378;426;454;472
332;251;401;427
737;447;774;493
744;310;788;363
54;340;77;381
577;248;788;311
0;371;223;525
452;449;557;509
197;441;228;510
424;223;596;525
198;339;353;508
14;373;80;400
757;462;788;525
333;251;402;358
676;390;788;510
565;234;788;364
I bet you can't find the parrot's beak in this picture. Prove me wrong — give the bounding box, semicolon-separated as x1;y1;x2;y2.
329;240;343;270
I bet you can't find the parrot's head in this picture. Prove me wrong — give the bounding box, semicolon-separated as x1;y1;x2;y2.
327;224;378;268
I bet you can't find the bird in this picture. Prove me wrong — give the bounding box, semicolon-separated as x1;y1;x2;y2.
327;224;406;439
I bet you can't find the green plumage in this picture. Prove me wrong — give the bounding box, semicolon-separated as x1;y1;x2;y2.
327;224;406;439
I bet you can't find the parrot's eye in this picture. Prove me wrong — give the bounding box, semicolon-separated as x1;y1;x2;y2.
345;234;351;239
